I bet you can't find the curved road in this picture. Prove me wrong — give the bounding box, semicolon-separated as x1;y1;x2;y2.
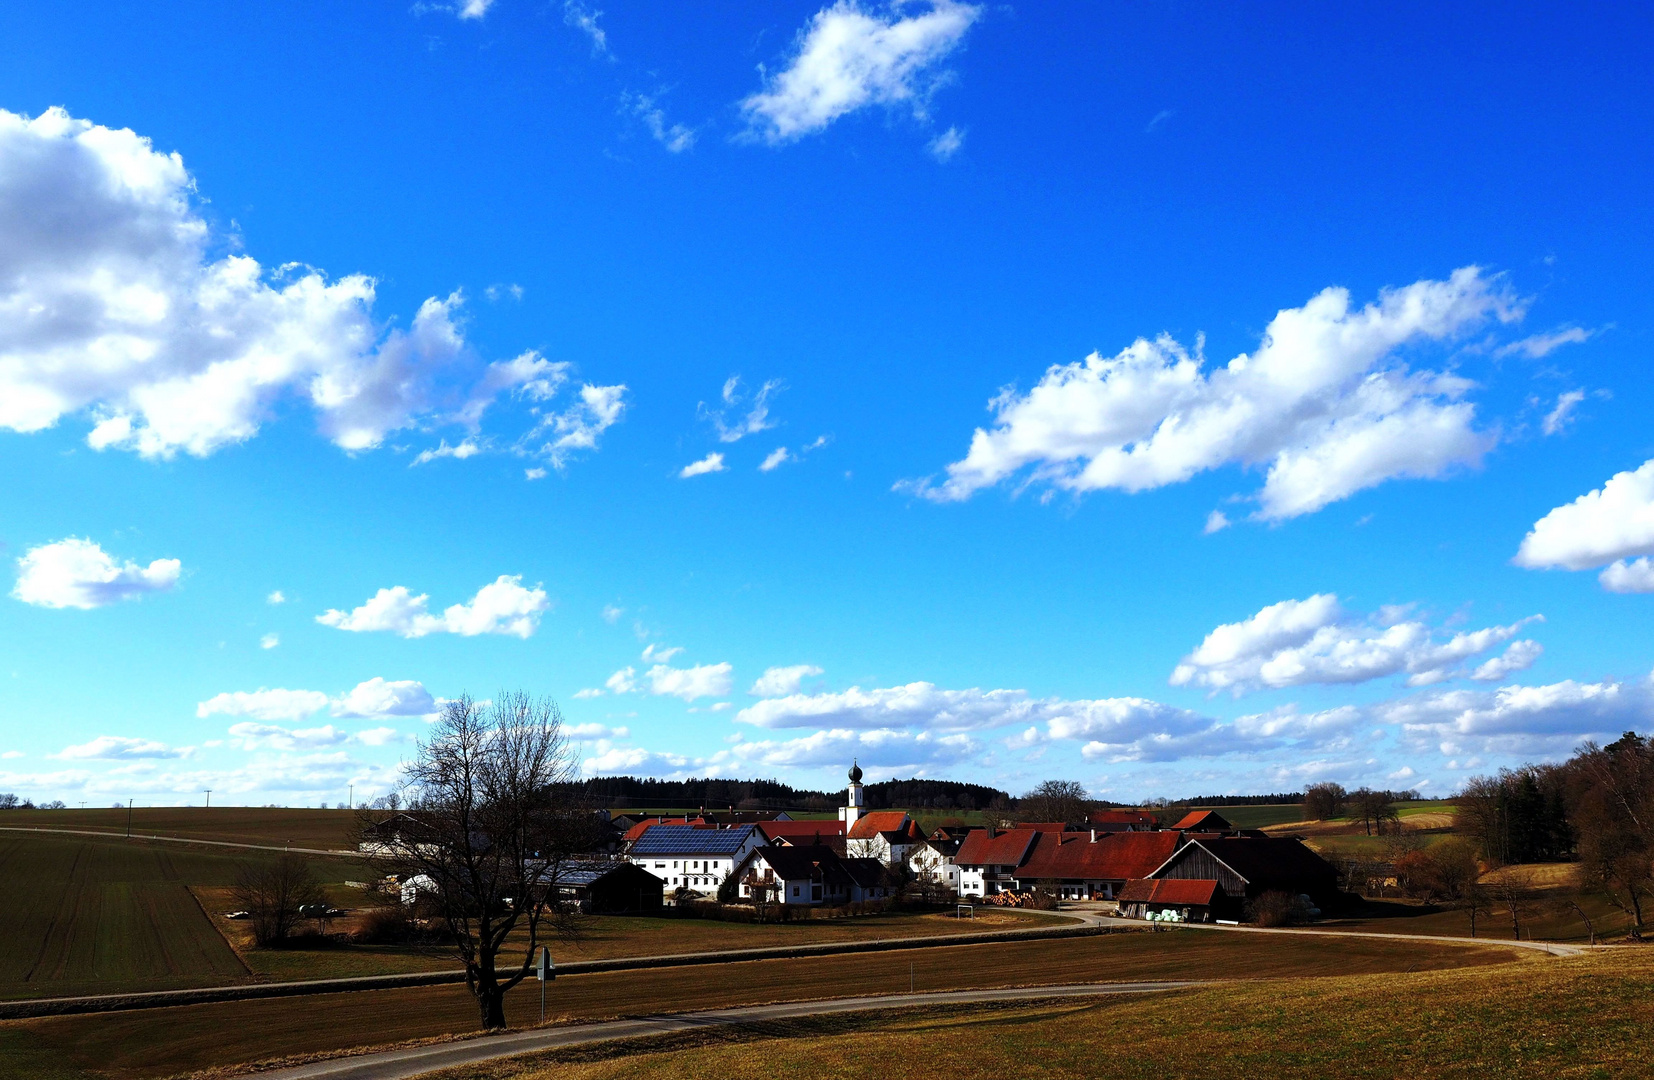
251;982;1202;1080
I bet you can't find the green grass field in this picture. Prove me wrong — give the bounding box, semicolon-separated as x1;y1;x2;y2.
449;946;1654;1080
0;834;371;1000
2;927;1520;1079
0;835;259;1000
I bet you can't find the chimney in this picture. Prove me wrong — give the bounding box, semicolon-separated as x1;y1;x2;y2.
1090;828;1097;842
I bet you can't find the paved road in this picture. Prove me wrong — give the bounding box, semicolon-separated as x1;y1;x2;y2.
0;824;353;857
1175;919;1587;957
252;981;1201;1080
0;918;1115;1019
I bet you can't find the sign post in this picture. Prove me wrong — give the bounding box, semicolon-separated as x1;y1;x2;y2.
535;946;554;1025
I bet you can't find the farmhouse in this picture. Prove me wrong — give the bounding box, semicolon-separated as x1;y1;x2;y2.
1013;829;1183;900
907;837;962;890
955;828;1039;898
624;823;763;897
1168;810;1233;832
734;844;899;906
756;818;848;851
845;810;924;866
357;812;433;856
1148;836;1340;908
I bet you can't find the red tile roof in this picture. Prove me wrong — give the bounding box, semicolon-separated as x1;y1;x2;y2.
757;820;847;843
1092;831;1182;880
1008;830;1183;881
1013;821;1072;832
955;828;1038;867
1089;810;1158;826
1171;810;1232;832
1117;878;1220;906
847;811;912;839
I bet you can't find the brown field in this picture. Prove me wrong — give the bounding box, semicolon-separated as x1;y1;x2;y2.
0;807;361;851
198;889;1067;982
452;946;1654;1080
0;928;1520;1079
0;830;1066;994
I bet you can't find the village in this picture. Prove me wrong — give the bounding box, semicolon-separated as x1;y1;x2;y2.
370;762;1344;926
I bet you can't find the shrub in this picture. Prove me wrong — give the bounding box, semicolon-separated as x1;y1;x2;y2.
1246;890;1311;927
231;855;326;946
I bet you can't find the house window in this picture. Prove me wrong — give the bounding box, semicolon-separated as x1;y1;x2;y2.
792;886;800;896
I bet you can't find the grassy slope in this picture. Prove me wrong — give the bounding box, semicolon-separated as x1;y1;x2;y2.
453;947;1654;1080
10;929;1517;1079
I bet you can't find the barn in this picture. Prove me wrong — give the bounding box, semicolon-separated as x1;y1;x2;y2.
546;860;664;914
1147;836;1340;908
1116;877;1229;922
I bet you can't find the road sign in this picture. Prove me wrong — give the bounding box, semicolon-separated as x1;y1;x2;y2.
535;946;553;1027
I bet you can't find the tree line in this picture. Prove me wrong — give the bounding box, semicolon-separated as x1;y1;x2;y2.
1453;732;1654;934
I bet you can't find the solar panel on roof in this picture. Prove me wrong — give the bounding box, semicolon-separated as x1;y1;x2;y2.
628;824;757;855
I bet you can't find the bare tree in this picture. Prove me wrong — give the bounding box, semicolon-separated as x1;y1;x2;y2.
1018;780;1089;826
1566;734;1654;938
1304;782;1348;821
232;855;325;946
1352;788;1400;836
359;692;595;1030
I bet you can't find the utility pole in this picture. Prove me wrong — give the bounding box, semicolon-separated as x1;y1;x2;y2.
126;798;133;838
203;789;212;809
348;783;353;809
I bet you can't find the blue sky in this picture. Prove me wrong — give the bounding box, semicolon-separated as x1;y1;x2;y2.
2;1;1651;807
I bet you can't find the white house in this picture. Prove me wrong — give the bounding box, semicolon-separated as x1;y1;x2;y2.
906;839;961;891
624;823;762;898
734;844;897;906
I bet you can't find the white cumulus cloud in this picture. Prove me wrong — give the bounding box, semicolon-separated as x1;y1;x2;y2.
1599;558;1654;594
647;662;734;702
198;688;331;722
750;664;825;697
1515;459;1654;592
1170;594;1543;694
0;108;619;464
741;1;982;143
12;538;180;609
903;268;1518;519
316;576;549;638
679;452;727;478
330;677;438;719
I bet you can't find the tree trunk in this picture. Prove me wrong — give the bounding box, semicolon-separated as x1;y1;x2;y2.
476;974;507;1030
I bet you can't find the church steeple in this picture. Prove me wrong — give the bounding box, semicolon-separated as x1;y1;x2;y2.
840;758;864;830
